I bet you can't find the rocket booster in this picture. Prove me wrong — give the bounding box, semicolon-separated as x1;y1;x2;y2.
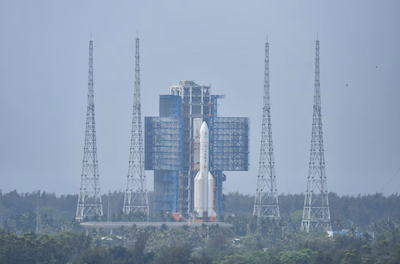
194;122;216;218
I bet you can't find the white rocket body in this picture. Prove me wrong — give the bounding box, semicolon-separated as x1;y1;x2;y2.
194;122;216;217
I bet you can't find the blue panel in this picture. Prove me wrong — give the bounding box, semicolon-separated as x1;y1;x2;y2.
154;170;179;212
159;94;182;117
145;116;183;171
146;94;183;171
210;117;250;171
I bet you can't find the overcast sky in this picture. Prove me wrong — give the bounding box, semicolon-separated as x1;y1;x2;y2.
0;0;399;197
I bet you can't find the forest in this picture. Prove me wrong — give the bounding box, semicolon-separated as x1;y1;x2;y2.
1;190;400;263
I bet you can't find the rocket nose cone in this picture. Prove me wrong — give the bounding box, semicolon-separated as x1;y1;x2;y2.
200;121;209;134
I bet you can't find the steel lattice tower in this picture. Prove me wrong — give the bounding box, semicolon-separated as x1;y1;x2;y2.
253;39;280;221
301;39;332;233
76;39;103;221
123;37;149;218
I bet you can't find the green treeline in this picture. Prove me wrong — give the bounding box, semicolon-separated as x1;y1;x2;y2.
1;219;400;263
226;191;400;229
3;191;400;225
1;190;400;263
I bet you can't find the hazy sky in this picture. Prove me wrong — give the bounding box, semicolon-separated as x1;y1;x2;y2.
1;0;399;197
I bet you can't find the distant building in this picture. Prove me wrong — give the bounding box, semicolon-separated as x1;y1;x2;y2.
145;80;250;216
332;230;374;238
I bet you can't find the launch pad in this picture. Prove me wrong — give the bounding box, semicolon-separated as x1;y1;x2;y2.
145;81;250;216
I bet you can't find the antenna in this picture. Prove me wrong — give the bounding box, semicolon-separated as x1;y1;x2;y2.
108;190;113;234
253;38;280;222
107;190;111;222
36;190;41;235
123;36;150;221
76;39;103;221
300;39;332;234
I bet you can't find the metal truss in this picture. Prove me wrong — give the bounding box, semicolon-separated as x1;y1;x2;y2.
301;39;332;233
76;39;103;221
123;37;149;218
212;171;226;214
209;95;228;215
253;40;280;220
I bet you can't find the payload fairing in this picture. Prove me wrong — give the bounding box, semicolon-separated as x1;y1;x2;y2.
194;122;216;218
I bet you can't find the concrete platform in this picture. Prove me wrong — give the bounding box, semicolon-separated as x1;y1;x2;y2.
81;221;233;230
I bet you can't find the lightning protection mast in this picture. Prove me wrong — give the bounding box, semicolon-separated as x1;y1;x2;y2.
123;36;150;220
301;39;332;234
36;190;41;235
253;39;280;223
76;39;103;221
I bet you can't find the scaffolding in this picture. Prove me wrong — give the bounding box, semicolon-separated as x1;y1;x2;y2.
209;95;224;214
145;95;183;212
212;171;226;214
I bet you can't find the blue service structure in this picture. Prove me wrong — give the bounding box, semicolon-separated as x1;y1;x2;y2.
145;81;250;216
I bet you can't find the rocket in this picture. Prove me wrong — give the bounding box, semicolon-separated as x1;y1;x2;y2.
194;121;216;218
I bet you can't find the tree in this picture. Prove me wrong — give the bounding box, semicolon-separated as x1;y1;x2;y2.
151;244;192;264
340;249;360;264
279;249;317;264
125;232;153;264
388;243;400;264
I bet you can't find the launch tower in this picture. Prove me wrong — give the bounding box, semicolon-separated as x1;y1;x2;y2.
300;39;332;233
76;39;103;221
122;37;150;218
253;39;280;220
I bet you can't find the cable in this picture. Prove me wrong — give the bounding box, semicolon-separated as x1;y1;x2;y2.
380;166;400;193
